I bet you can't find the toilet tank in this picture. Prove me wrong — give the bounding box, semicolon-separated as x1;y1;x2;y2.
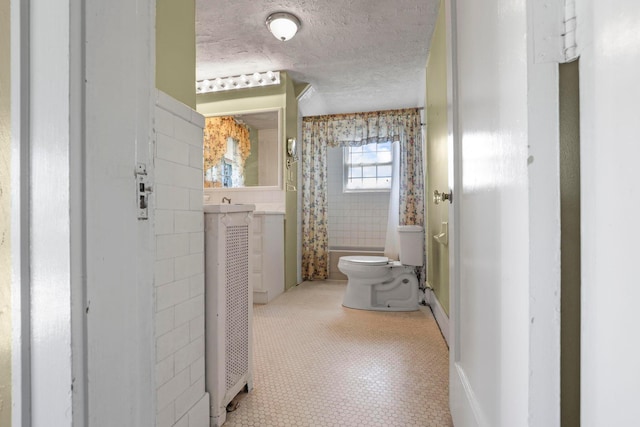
398;225;424;266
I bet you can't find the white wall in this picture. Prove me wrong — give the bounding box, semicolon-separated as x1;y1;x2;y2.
154;92;210;427
576;1;640;425
327;146;389;249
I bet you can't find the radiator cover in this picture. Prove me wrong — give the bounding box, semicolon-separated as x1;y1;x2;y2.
204;209;254;427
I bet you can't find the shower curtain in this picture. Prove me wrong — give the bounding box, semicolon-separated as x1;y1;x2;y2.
384;141;401;259
301;108;424;281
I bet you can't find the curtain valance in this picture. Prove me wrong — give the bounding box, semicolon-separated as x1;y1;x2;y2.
302;108;421;147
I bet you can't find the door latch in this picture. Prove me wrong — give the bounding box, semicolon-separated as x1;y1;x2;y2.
136;163;153;220
433;189;452;205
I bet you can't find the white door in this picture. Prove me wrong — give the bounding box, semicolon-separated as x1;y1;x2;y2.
446;0;563;425
576;1;640;425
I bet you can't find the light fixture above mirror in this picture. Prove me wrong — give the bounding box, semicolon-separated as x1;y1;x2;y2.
266;12;301;42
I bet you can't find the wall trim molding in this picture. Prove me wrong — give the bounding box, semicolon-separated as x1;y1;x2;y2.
426;286;449;345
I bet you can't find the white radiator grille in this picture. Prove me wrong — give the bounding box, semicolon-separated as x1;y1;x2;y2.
225;225;249;393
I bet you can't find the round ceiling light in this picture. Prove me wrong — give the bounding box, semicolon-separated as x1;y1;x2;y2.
266;12;301;42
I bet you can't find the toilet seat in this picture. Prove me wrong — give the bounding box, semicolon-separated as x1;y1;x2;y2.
339;256;389;266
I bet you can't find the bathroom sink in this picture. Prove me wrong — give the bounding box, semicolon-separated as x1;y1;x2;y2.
203;204;255;214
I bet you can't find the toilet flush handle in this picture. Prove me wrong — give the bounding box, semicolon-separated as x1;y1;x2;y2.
433;189;452;205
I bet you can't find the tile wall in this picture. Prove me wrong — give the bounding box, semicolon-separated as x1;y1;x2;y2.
327;146;389;250
154;91;209;427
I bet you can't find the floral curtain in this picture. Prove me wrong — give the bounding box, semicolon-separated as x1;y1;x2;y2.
301;108;424;280
203;116;251;187
301;119;330;280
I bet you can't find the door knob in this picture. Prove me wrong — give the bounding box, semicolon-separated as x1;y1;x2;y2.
433;189;452;205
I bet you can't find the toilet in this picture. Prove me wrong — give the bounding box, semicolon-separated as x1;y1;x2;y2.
339;225;424;311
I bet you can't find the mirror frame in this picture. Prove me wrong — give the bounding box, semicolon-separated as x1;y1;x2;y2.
202;107;283;193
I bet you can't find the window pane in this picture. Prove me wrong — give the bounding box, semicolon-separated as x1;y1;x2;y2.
377;165;392;177
377;151;392;163
362;151;378;163
362;144;375;153
378;141;392;151
349;166;362;178
362;166;377;177
344;143;394;192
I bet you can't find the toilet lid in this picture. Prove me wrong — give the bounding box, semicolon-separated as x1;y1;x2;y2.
340;256;389;266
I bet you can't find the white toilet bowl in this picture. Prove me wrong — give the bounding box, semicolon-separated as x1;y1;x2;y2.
339;256;419;311
338;226;424;312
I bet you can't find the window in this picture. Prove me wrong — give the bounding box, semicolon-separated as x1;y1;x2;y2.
343;141;393;192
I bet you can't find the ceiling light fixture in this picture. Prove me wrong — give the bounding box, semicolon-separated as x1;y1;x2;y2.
196;71;281;94
266;12;301;42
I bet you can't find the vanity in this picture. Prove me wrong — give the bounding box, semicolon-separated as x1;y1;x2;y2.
252;211;285;304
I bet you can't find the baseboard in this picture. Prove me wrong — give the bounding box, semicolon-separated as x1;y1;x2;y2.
451;363;488;426
253;289;268;305
425;287;449;346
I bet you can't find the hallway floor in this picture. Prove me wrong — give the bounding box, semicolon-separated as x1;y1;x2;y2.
224;281;453;427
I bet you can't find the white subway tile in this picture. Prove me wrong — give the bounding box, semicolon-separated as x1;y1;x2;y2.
156;184;190;211
156;279;190;311
175;211;203;233
174;336;204;373
189;274;205;298
189;315;205;341
190;110;205;129
173;322;191;352
175;119;204;147
155;107;175;137
189;189;203;211
157;91;192;123
174;253;204;281
156;307;174;337
189;145;203;169
190;357;205;385
189;232;204;254
157;367;190;411
174;295;204;327
175;377;205;420
173;415;189;427
155;210;175;236
156;401;175;427
157;133;190;166
156;158;202;189
156;234;190;260
156;355;174;387
188;393;210;427
156;331;175;362
155;259;174;286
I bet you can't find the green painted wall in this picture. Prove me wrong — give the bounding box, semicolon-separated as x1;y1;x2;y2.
560;59;581;427
284;74;298;290
0;0;11;423
156;0;196;108
425;1;449;315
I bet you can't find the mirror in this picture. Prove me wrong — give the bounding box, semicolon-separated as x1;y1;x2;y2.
203;109;281;189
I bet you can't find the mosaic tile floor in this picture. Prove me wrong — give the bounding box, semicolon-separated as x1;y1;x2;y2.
224;280;453;427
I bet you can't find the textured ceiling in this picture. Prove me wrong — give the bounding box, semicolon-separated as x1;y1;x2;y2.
196;0;440;116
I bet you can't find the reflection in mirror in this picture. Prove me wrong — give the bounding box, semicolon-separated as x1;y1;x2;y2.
203;110;280;188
